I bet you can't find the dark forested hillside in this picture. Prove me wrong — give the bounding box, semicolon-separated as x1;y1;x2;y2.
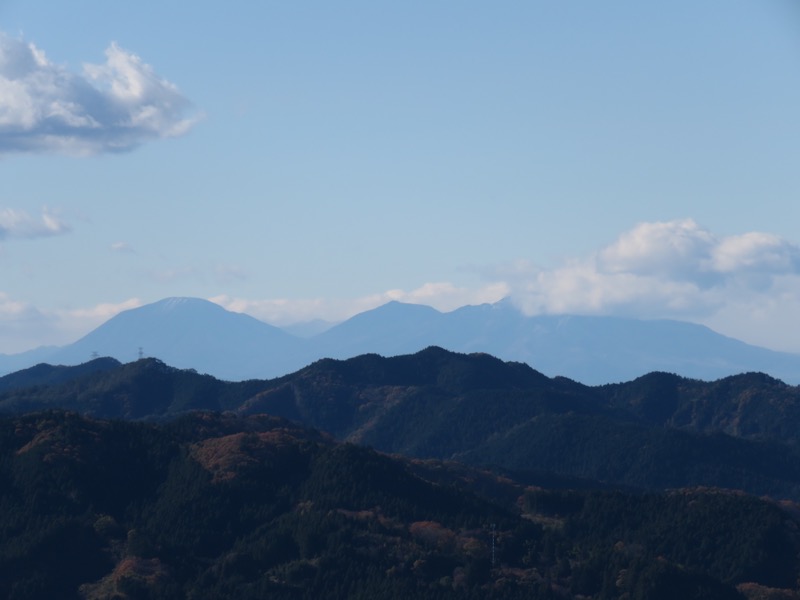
2;411;799;600
0;358;264;418
0;357;121;393
4;349;800;501
599;371;800;440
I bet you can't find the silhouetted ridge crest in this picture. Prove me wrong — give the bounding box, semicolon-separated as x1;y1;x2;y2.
6;347;800;499
294;346;551;392
0;356;120;393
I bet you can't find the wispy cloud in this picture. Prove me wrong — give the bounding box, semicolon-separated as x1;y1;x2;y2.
110;241;135;253
0;294;143;354
50;298;143;349
0;207;70;240
213;265;248;284
0;292;59;353
0;292;41;320
57;298;142;323
0;32;200;155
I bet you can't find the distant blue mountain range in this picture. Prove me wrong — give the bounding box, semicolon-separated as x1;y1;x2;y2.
1;296;799;384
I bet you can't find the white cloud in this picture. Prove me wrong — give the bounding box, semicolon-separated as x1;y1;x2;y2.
0;207;70;240
378;281;510;311
0;33;200;155
597;218;717;281
210;282;509;326
711;232;800;274
504;219;800;327
208;218;800;352
511;262;715;318
51;297;143;346
58;298;142;322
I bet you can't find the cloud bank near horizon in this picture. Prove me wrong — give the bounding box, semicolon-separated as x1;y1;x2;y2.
0;32;199;155
1;220;799;354
212;219;800;353
502;219;800;321
211;282;511;327
0;296;144;355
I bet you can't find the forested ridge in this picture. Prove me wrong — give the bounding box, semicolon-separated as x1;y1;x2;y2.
4;349;800;498
4;349;800;598
2;410;800;600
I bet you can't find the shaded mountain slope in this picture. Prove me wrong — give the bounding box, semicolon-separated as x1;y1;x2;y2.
0;358;265;419
5;349;800;500
0;345;61;377
233;347;609;448
0;357;121;393
2;410;799;599
600;371;800;441
0;411;507;599
242;351;800;498
454;412;800;497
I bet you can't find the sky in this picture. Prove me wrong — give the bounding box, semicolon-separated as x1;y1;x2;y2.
1;1;800;354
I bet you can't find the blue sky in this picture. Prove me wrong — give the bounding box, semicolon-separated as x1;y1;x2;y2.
1;1;800;354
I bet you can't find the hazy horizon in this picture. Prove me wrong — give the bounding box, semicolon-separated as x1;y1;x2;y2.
3;296;800;364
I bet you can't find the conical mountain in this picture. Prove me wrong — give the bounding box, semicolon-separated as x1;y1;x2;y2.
3;297;800;384
47;297;304;381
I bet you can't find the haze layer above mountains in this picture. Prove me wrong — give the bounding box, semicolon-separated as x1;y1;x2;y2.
2;297;799;385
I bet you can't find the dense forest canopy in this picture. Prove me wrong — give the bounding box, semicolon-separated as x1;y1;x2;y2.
2;411;799;599
3;349;800;598
3;350;800;499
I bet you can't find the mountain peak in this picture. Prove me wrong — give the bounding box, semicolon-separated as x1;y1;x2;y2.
144;297;224;314
374;300;442;314
156;296;205;307
37;297;302;381
3;296;800;385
